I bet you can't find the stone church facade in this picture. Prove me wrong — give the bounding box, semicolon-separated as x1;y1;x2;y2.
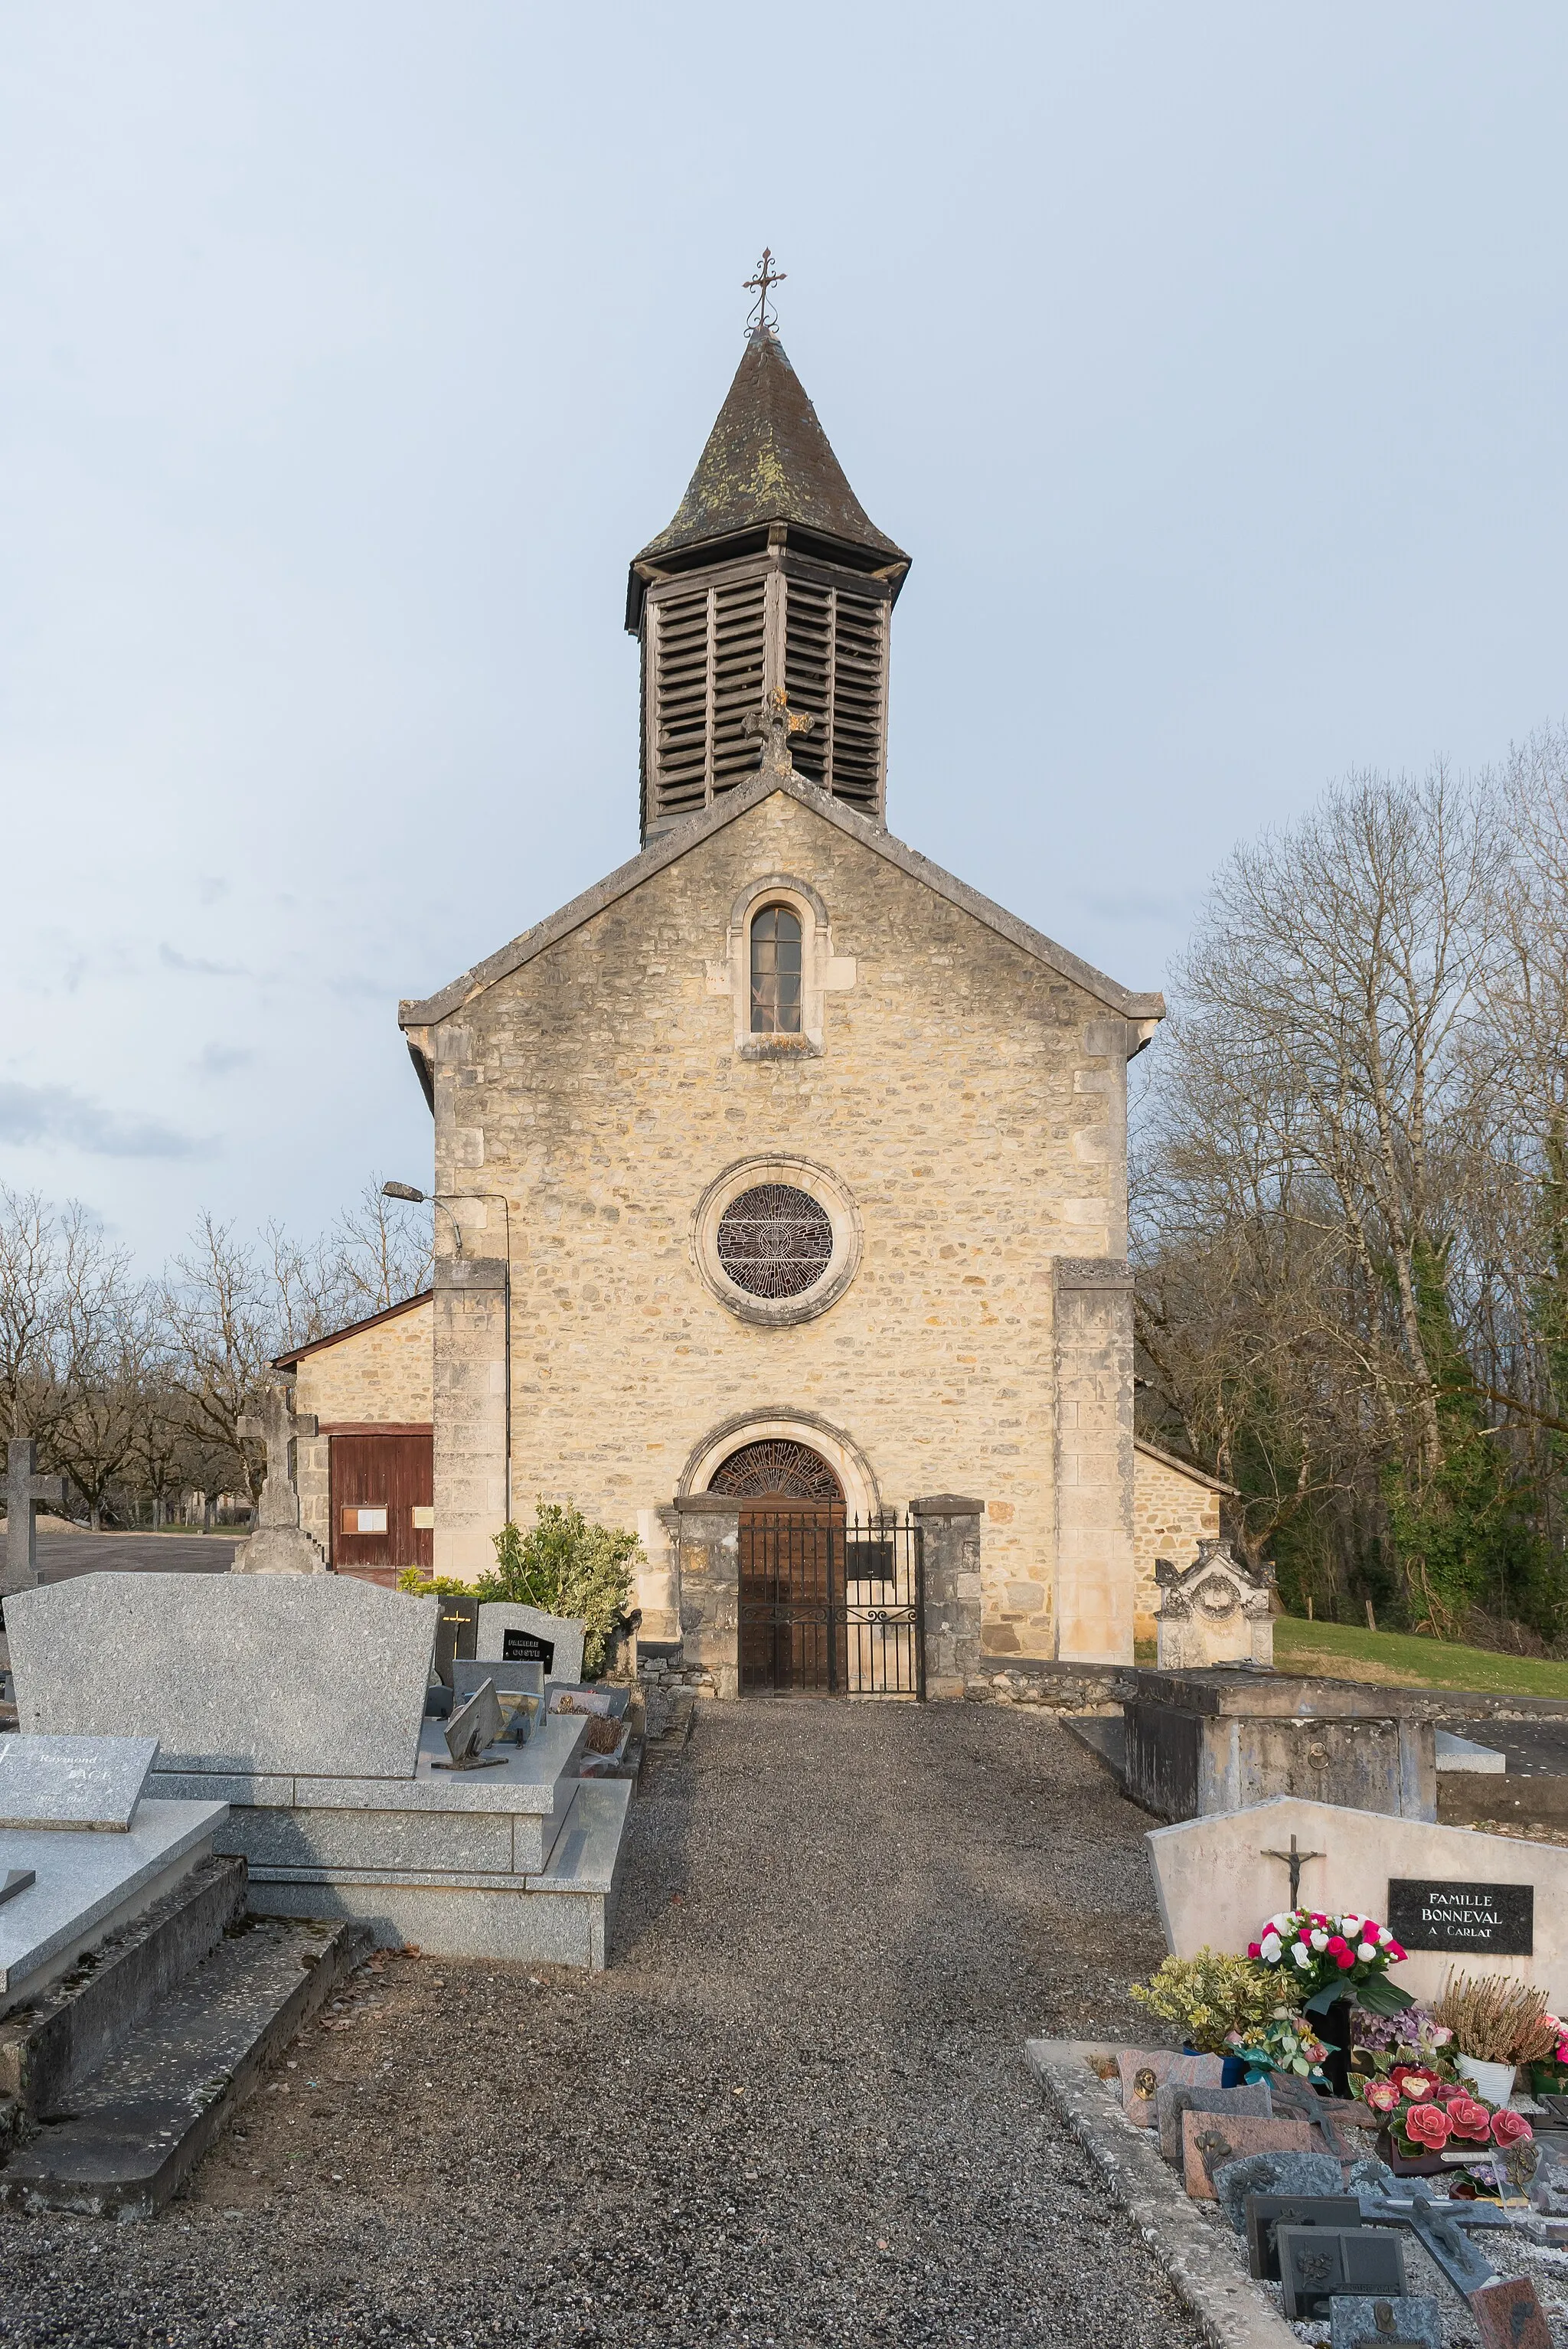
386;320;1165;1680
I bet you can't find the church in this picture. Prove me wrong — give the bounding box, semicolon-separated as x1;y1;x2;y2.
282;288;1207;1689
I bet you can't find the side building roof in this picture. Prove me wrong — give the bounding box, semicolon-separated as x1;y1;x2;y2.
273;1289;433;1371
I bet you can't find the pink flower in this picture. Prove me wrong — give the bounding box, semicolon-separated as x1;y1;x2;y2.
1446;2097;1492;2142
1246;1942;1261;1959
1405;2102;1452;2150
1361;2079;1401;2115
1334;1948;1355;1969
1387;1942;1407;1962
1491;2109;1534;2148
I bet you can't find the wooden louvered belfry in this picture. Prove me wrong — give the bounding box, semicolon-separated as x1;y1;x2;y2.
626;328;910;844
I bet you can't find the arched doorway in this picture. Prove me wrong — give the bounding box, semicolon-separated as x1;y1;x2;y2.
710;1438;846;1694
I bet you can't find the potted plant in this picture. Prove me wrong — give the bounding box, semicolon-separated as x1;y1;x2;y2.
1129;1950;1282;2077
1430;1970;1562;2108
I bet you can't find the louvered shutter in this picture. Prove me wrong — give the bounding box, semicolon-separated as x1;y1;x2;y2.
648;578;767;828
782;578;887;814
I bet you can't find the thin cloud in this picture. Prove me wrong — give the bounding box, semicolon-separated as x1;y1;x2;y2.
159;943;249;978
0;1082;207;1159
193;1043;256;1077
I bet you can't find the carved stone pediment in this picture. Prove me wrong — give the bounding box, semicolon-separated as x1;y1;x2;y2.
1155;1538;1276;1670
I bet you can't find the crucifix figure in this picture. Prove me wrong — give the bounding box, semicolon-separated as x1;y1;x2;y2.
743;247;786;335
2;1437;67;1595
237;1381;318;1532
743;687;815;780
1259;1831;1325;1908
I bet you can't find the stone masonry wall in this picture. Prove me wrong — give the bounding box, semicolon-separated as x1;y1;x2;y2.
1131;1442;1223;1650
423;789;1143;1650
290;1299;433;1561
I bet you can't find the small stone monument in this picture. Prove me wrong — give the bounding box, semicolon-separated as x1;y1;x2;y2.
1155;1537;1275;1670
233;1380;327;1576
2;1437;68;1596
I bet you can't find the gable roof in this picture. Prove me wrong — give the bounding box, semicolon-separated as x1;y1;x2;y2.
273;1289;433;1371
399;772;1165;1033
1134;1437;1241;1499
634;331;906;571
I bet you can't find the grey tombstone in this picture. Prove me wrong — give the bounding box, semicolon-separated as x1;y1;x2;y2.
0;1736;159;1831
1245;2193;1362;2281
2;1439;67;1596
475;1604;585;1687
449;1658;545;1741
233;1381;326;1575
1157;2078;1272;2161
436;1679;505;1770
1330;2299;1442;2349
1279;2229;1407;2323
5;1574;437;1779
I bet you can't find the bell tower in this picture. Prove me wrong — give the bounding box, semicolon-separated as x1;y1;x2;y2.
626;261;910;845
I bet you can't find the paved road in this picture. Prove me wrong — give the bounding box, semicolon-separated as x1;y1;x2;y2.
0;1700;1202;2348
31;1531;241;1581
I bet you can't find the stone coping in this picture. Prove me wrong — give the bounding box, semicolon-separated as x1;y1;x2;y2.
1024;2039;1300;2349
1132;1668;1568;1723
148;1715;588;1819
0;1799;227;2001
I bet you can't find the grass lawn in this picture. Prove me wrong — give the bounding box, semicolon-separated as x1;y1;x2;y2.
1272;1614;1568;1700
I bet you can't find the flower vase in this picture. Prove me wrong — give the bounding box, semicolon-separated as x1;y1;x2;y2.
1376;2128;1452;2178
1455;2057;1516;2107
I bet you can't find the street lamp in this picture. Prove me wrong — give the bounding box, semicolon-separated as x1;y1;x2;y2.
383;1181;513;1524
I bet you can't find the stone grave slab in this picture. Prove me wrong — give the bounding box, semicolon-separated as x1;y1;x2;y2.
0;1799;227;2012
1117;2047;1224;2126
1158;2079;1271;2161
1278;2226;1407;2321
1245;2191;1361;2279
1183;2112;1316;2197
5;1574;438;1781
0;1736;159;1831
475;1604;584;1686
1330;2296;1442;2349
1214;2150;1346;2232
1468;2275;1553;2349
1147;1795;1568;2010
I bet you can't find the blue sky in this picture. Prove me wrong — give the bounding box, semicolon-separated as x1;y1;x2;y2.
3;3;1566;1266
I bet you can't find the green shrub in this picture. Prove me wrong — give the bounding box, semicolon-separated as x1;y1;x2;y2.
472;1501;641;1677
395;1570;478;1598
1129;1950;1279;2053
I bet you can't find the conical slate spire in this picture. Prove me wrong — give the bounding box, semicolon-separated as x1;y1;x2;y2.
635;330;906;568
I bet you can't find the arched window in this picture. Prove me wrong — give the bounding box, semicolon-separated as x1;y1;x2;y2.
750;903;802;1034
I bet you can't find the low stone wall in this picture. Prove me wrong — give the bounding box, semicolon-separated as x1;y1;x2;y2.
965;1659;1137;1710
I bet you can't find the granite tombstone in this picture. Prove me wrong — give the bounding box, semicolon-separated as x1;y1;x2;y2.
1278;2227;1406;2322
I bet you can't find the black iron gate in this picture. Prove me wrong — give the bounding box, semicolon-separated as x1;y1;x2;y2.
738;1507;925;1696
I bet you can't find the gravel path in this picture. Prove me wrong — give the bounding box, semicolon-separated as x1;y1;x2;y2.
0;1701;1202;2348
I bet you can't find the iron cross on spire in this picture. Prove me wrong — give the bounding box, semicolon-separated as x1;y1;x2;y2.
743;247;786;335
1259;1831;1325;1908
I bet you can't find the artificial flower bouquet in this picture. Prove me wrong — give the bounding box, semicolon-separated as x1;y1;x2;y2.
1351;2063;1534;2164
1247;1907;1414;2017
1224;2009;1330;2086
1531;2013;1568;2096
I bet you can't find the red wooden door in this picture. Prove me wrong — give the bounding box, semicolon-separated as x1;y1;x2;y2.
329;1433;433;1587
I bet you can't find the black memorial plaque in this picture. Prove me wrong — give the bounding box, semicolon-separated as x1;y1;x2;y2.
1386;1878;1533;1955
1245;2193;1361;2281
1279;2228;1406;2322
501;1628;555;1671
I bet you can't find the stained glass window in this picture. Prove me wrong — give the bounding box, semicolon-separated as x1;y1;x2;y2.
716;1183;833;1299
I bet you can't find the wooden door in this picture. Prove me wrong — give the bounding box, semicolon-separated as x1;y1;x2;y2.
329;1433;433;1587
738;1501;848;1691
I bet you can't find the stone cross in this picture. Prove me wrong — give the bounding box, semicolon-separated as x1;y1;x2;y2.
237;1382;318;1531
743;688;815;780
2;1438;67;1595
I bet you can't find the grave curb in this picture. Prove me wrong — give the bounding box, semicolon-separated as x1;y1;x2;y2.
1024;2039;1299;2349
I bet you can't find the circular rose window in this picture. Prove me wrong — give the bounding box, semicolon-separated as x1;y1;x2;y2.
691;1156;861;1325
716;1184;833;1300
